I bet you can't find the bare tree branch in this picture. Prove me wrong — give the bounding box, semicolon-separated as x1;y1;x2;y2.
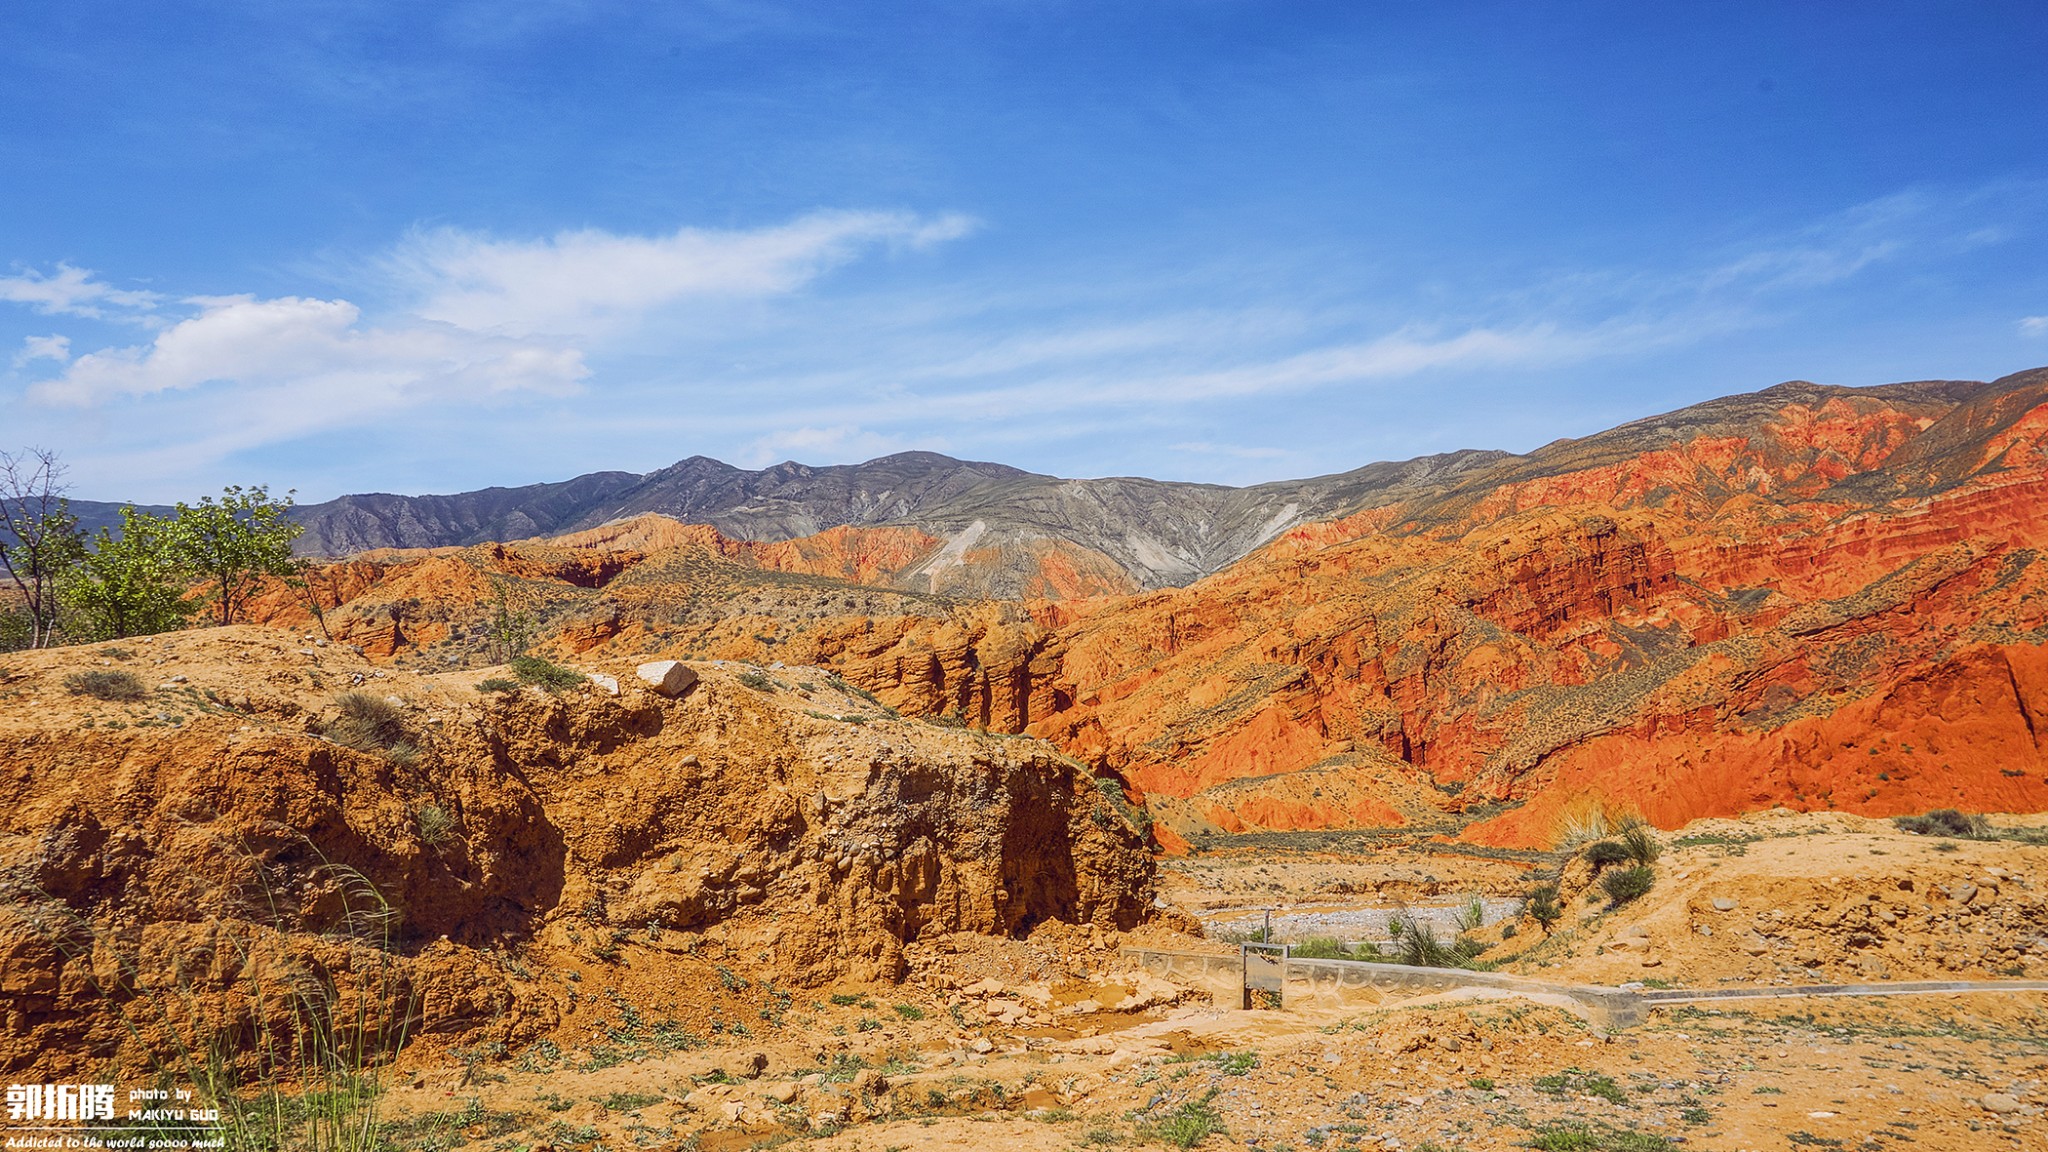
0;448;85;648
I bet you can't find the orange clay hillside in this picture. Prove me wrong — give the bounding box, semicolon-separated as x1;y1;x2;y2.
245;368;2048;848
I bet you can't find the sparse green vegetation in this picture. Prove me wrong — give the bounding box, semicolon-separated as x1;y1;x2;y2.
1618;823;1660;864
326;690;407;753
476;676;520;694
511;654;586;692
1600;865;1655;906
1525;1124;1668;1151
1584;840;1630;866
1143;1089;1225;1148
63;668;146;701
415;804;454;845
736;669;775;691
1534;1068;1626;1105
1203;1051;1258;1075
1894;808;1991;838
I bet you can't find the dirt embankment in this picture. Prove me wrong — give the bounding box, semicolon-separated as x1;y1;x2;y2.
0;629;1163;1077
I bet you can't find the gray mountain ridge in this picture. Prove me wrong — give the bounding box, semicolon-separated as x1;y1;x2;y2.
66;368;2048;593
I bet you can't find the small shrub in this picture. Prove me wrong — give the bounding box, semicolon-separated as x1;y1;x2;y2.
98;646;135;659
1601;865;1655;906
1391;917;1466;968
597;1091;664;1112
416;804;454;845
1619;824;1661;865
1584;840;1630;867
63;669;147;701
1893;809;1991;839
1290;935;1349;959
735;670;774;692
1468;1076;1495;1092
476;677;519;694
327;690;405;753
893;1003;925;1021
1527;884;1564;933
510;655;585;692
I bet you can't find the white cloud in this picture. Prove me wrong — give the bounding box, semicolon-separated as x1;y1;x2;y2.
390;210;977;336
0;264;158;318
12;334;70;367
29;294;587;408
2021;316;2048;336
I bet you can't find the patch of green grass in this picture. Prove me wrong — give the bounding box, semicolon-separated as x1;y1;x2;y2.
1584;840;1630;866
1289;935;1351;959
510;654;586;691
476;676;519;693
1525;1124;1667;1151
893;1002;926;1021
1534;1068;1626;1105
1618;824;1660;865
598;1091;665;1111
379;1099;526;1151
1144;1090;1225;1148
64;668;146;701
415;803;454;845
1600;865;1655;906
1204;1051;1258;1075
1894;808;1991;838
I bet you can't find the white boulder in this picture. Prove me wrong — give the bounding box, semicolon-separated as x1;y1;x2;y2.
636;660;698;696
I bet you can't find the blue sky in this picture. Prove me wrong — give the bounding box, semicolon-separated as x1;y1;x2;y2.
3;1;2046;502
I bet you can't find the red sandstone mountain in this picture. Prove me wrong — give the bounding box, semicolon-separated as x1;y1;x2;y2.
248;368;2048;847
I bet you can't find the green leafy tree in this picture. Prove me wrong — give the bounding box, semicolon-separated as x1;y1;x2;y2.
168;485;304;626
62;507;193;640
0;449;86;648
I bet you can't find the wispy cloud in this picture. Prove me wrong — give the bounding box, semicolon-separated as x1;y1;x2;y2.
12;334;70;368
389;210;976;336
29;294;586;408
2;211;976;487
0;264;158;319
2;181;2038;499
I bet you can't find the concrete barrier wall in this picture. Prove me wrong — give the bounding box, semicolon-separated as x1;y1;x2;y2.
1125;946;1244;1004
1281;956;1644;1029
1123;947;1645;1030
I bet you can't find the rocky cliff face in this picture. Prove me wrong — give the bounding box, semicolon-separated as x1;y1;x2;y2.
242;368;2048;848
0;630;1158;1076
